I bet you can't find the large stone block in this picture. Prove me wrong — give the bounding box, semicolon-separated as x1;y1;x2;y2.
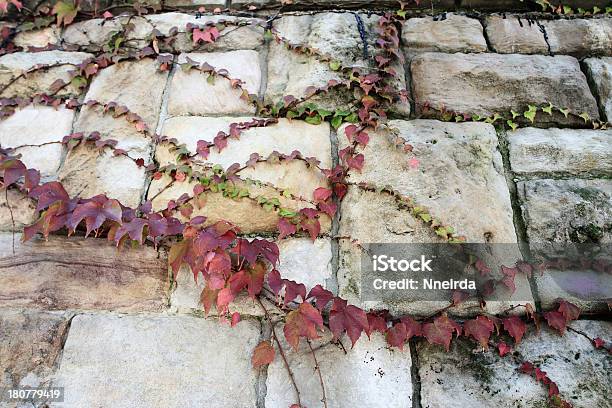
149;117;331;233
411;53;600;126
266;13;410;115
484;15;549;54
0;105;73;178
0;310;72;392
167;51;261;116
337;120;532;317
417;320;611;408
0;189;37;231
51;314;260;408
0;51;93;98
13;26;61;49
584;57;612;121
265;330;413;408
0;234;168;312
507;127;612;176
145;13;265;52
402;14;488;54
542;18;612;58
62;16;153;52
517;178;611;244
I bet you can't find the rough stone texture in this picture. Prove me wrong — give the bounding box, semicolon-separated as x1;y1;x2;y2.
337;121;532;317
149;117;332;232
584;57;612;121
171;238;332;313
266;13;410;115
51;314;260;408
542;18;612;58
62;16;153;52
484;15;549;54
13;27;61;49
167;50;261;116
412;53;600;125
266;330;413;408
0;51;93;98
59;58;168;207
164;0;225;7
507;128;612;176
0;105;73;178
0;234;168;312
517;178;611;244
0;310;71;392
0;189;37;231
145;13;265;52
418;320;612;408
402;14;488;54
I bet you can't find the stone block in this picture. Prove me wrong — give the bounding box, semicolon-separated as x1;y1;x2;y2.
167;50;261;116
0;234;168;312
485;15;549;54
402;14;488;54
543;18;612;58
411;52;600;126
584;57;612;121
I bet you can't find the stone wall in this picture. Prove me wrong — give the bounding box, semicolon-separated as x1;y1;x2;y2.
0;1;611;407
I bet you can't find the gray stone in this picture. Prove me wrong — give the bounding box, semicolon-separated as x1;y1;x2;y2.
266;13;410;115
543;18;612;58
584;57;612;121
62;16;154;52
417;320;612;408
507;127;612;176
337;120;533;317
0;310;72;392
402;14;488;54
411;52;600;126
0;233;168;312
164;0;225;7
167;51;261;116
485;15;549;54
145;13;265;52
51;314;261;408
517;178;611;244
0;105;73;178
0;189;37;232
0;51;93;98
149;117;332;233
13;27;61;49
265;331;413;408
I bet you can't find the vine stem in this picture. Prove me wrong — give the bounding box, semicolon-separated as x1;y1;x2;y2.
307;339;328;408
256;297;302;407
5;188;15;255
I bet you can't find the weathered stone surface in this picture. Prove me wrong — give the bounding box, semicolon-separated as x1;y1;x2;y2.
0;51;93;98
164;0;225;7
0;310;71;392
337;121;533;317
149;116;331;233
584;57;612;121
145;13;265;52
418;320;612;408
543;18;612;58
0;234;168;312
266;330;413;408
340;120;517;243
58;147;147;208
13;27;61;49
62;16;153;51
402;14;488;54
517;178;611;244
0;189;37;231
411;53;600;125
167;51;261;116
266;13;409;115
507;127;612;176
0;105;73;178
170;238;332;313
51;314;260;408
485;15;549;54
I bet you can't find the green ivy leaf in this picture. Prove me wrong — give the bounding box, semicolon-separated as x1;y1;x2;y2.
419;213;432;223
593;6;601;14
542;102;553;115
523;105;538;123
329;61;341;71
279;208;298;218
304;114;322;125
507;120;518;131
206;74;215;85
579;112;590;123
396;9;407;18
558;107;570;118
563;5;573;14
317;109;333;121
264;29;273;41
331;115;343;129
345;113;358;123
511;110;520;119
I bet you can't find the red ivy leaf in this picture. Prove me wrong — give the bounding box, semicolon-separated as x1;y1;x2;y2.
386;322;407;350
543;311;567;334
307;284;333;311
502;316;527;344
329;298;369;347
463;316;494;349
497;341;512;357
423;315;461;351
284;302;324;351
251;341;275;368
278;218;297;240
313;187;332;202
557;300;580;322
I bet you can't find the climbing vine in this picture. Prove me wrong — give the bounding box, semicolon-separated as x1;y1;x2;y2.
1;1;611;408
